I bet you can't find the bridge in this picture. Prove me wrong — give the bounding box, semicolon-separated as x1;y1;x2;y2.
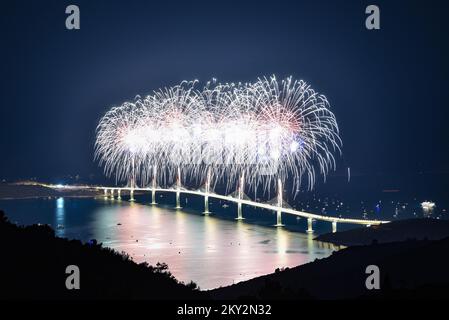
92;184;389;233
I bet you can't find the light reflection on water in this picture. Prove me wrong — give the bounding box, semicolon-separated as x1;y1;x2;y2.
55;197;65;237
1;198;338;290
92;203;337;289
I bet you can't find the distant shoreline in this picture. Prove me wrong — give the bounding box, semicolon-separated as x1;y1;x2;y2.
0;182;101;200
315;218;449;246
0;195;98;201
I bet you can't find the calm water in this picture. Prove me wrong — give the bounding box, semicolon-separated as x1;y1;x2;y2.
0;197;338;289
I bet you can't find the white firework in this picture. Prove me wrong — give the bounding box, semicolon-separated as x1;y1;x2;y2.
94;76;341;194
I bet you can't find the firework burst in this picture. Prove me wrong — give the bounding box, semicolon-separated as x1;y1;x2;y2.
94;76;341;194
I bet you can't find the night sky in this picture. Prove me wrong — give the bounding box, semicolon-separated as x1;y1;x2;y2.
1;0;448;182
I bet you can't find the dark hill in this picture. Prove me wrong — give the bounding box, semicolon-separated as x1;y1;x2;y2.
210;236;449;299
0;210;205;300
315;218;449;246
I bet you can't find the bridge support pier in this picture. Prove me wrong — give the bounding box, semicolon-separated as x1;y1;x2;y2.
151;189;156;205
274;210;284;227
236;202;244;220
332;221;337;233
130;189;135;202
117;189;121;200
307;218;314;233
110;189;114;200
203;195;210;215
175;191;182;209
104;188;108;199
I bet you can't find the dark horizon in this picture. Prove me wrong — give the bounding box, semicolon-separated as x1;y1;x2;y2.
1;0;449;181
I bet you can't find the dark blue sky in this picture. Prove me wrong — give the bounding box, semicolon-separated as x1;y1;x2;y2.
1;0;448;181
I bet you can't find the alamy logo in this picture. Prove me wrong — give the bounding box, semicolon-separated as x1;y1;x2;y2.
365;265;380;290
65;265;80;290
365;5;380;30
65;5;80;30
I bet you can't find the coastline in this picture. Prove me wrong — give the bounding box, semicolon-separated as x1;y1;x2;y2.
0;182;101;200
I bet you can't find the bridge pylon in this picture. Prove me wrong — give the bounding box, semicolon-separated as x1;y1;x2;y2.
151;165;157;205
203;168;212;215
128;173;136;201
274;179;284;227
175;167;182;209
235;172;245;220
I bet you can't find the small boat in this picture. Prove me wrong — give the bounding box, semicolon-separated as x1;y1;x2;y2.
222;204;229;208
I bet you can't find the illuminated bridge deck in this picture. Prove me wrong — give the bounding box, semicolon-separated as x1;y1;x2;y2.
95;186;389;227
37;182;390;231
